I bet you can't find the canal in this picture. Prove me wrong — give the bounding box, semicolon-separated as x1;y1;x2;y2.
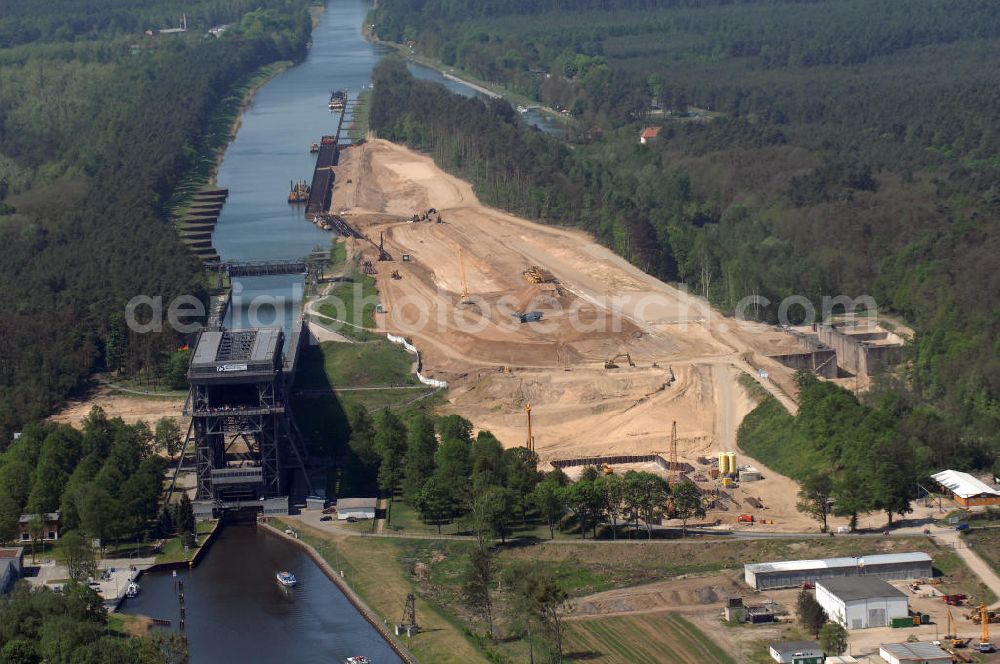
137;0;554;658
122;525;402;664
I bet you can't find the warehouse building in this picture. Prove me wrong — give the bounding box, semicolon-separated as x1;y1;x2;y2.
335;497;377;520
744;552;932;590
931;469;1000;508
815;577;908;629
879;642;951;664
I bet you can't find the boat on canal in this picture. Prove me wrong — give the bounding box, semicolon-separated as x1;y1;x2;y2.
276;570;297;587
126;581;140;598
345;657;371;664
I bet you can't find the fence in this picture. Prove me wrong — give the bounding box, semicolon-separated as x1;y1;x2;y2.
385;333;449;388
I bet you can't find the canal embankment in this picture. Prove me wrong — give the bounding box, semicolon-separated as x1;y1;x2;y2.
260;519;420;663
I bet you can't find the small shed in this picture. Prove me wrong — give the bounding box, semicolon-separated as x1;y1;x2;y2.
825;657;858;664
769;641;823;664
879;642;951;664
639;126;662;144
336;497;377;520
815;577;908;630
723;597;746;622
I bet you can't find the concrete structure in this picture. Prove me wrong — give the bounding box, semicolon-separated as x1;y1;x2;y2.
931;469;1000;508
767;328;838;378
0;548;24;594
769;641;823;664
816;322;903;377
739;466;763;482
744;552;932;590
336;497;377;520
878;642;951;664
17;512;60;542
724;597;746;622
815;577;908;630
825;657;858;664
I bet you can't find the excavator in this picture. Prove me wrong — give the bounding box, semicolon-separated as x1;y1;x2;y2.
605;353;636;369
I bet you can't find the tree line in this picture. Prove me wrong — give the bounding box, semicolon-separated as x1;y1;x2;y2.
0;0;313;445
740;372;923;531
0;581;187;664
0;408;186;554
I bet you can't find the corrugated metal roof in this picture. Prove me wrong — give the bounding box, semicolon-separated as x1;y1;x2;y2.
880;642;950;660
816;576;905;601
931;469;1000;499
770;641;820;655
745;551;931;575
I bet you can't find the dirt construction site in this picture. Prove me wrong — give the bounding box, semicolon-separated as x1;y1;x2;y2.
328;138;818;528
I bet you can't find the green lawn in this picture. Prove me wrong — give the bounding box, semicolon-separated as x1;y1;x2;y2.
347;89;372;141
295;340;416;389
317;275;380;337
328;238;347;273
154;521;217;565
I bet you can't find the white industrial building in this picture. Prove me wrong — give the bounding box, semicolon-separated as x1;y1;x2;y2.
815;577;908;630
744;552;932;590
879;642;951;664
336;497;377;520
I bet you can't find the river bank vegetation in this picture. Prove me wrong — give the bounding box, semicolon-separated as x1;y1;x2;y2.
0;0;314;444
367;0;1000;479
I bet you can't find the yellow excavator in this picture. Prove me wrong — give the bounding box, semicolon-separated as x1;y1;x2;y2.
604;353;636;369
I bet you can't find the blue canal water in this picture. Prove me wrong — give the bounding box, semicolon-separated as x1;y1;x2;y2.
121;525;402;664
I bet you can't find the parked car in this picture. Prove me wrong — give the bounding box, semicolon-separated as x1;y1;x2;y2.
320;515;332;522
955;523;970;532
322;507;337;514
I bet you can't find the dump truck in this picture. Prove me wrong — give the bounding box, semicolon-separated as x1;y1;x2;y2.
512;311;543;323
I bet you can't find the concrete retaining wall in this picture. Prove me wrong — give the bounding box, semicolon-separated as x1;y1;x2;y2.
817;324;903;376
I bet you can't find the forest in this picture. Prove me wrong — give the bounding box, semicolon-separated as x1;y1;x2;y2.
367;0;1000;476
0;0;313;444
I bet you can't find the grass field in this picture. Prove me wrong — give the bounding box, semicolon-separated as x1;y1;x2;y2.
565;613;735;664
963;528;1000;583
155;521;216;565
296;340;416;389
317;276;380;341
273;519;490;664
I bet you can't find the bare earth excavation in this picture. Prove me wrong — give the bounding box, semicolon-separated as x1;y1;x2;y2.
328;138;817;529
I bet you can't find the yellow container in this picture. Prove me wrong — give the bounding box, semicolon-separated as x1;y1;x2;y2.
718;452;729;475
727;452;737;475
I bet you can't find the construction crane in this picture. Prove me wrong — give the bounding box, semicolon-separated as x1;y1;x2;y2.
979;601;994;653
525;403;535;452
669;420;679;483
945;607;970;649
458;245;472;303
604;353;636;369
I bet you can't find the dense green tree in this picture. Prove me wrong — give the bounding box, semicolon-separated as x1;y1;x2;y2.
560;478;602;538
530;475;566;539
595;473;625;539
503;446;541;523
58;531;97;583
373;409;407;505
669;480;705;537
415;475;454;534
402;413;438;504
469;431;505;492
797;472;834;532
436;414;473;444
819;621;848;655
153;418;182;459
797;590;828;638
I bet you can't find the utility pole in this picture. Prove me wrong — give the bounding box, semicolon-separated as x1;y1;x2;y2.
525;403;534;453
670;420;678;483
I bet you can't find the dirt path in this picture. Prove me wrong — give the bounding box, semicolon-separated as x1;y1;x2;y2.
940;530;1000;609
